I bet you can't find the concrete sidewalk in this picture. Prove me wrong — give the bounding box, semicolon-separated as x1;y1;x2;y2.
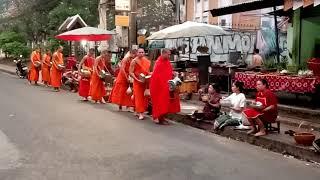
169;102;320;163
181;97;320;131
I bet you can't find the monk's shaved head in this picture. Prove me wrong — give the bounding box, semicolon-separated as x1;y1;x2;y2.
57;46;63;53
137;48;145;58
162;48;170;54
161;48;171;60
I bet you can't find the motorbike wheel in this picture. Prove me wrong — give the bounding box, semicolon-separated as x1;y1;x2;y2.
16;69;22;78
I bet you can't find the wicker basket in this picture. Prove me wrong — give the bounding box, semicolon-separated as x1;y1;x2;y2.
293;132;316;146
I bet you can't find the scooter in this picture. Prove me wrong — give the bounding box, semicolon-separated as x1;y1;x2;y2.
13;55;28;78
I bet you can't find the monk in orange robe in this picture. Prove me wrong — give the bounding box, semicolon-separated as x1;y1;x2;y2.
150;49;181;125
41;50;52;86
78;48;95;101
129;48;151;120
110;49;137;110
50;46;64;92
89;49;113;103
28;48;41;85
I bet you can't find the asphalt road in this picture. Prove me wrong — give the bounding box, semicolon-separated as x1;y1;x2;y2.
0;72;319;180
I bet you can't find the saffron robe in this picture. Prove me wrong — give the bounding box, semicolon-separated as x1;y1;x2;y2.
89;59;107;101
132;57;151;113
28;51;41;82
78;56;94;98
150;56;180;119
41;54;51;83
110;57;134;107
50;52;64;88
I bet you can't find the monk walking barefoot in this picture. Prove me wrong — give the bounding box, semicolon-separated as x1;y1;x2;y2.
89;48;113;104
41;49;52;87
129;48;151;120
78;48;95;101
50;46;64;92
110;49;137;110
28;47;41;85
150;49;181;125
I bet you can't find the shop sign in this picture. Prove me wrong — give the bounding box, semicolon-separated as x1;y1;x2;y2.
115;0;131;11
115;15;130;27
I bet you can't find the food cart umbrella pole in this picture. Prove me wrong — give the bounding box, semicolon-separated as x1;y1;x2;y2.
189;37;191;61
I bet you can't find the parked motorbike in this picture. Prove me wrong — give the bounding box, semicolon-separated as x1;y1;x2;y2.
13;55;28;78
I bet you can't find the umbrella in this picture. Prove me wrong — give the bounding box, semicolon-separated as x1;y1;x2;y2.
147;21;228;40
55;27;116;41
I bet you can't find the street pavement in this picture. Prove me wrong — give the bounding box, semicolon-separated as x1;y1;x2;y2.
0;71;319;180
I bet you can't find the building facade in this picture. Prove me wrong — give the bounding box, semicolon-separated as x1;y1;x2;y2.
180;0;262;30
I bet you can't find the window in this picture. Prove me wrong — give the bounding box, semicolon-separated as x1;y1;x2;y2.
220;19;226;26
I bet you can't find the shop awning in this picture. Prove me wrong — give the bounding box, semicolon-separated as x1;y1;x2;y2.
206;0;284;17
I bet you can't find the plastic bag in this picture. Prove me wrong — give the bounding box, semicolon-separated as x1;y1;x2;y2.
144;89;150;97
126;86;133;95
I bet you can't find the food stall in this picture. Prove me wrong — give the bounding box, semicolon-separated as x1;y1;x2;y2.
147;21;228;95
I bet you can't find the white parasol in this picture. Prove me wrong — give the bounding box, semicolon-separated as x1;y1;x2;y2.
147;21;228;40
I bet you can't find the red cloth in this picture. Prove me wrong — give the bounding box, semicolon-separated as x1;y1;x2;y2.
243;89;278;123
78;56;94;98
234;72;320;93
150;56;180;119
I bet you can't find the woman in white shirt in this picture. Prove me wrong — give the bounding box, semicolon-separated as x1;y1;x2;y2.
214;81;246;130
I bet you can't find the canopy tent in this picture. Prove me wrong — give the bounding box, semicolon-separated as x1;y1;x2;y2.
147;21;228;40
56;26;116;41
147;21;229;61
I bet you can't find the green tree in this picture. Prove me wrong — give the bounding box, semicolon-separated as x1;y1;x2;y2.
137;0;175;31
0;31;25;47
2;41;30;58
0;31;30;58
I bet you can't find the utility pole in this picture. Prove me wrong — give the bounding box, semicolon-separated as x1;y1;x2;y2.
175;0;180;24
129;0;137;48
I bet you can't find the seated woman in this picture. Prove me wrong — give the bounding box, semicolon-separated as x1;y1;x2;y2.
62;65;79;92
214;81;246;130
243;79;278;136
192;84;222;121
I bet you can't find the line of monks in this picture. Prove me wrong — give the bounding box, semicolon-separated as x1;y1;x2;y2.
27;46;181;124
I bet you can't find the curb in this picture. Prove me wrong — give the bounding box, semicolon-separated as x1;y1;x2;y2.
167;113;320;163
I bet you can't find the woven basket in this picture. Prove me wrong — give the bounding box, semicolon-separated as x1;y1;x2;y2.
294;132;315;146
